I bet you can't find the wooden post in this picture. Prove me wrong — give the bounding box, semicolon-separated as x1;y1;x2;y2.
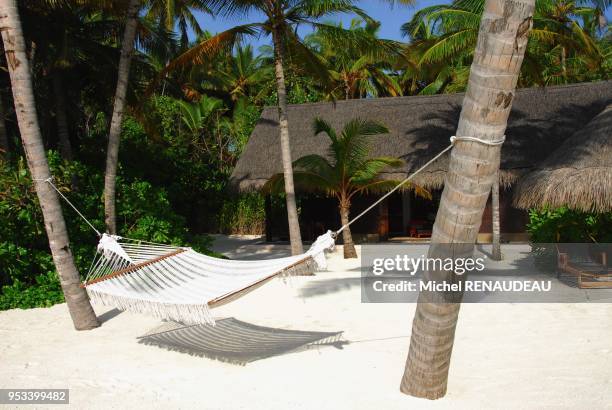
378;197;389;241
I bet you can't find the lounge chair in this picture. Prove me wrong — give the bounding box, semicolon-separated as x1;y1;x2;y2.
556;244;612;289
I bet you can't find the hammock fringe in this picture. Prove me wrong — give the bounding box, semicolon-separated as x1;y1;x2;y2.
279;256;317;279
87;256;317;325
87;290;214;326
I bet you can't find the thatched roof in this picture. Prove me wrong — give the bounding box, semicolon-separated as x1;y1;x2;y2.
513;103;612;212
230;81;612;192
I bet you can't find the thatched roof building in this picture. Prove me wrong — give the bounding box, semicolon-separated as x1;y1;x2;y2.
513;103;612;213
230;81;612;193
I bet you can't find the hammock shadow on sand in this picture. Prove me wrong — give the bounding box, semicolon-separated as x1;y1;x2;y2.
137;317;346;365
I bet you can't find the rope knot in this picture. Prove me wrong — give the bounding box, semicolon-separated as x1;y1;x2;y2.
32;176;54;183
450;135;506;146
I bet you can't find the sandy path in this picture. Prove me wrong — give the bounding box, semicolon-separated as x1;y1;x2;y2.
1;239;611;409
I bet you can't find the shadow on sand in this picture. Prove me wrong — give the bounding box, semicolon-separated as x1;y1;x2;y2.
137;317;346;365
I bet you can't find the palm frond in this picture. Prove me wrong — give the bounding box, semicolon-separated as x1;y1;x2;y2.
351;157;403;185
419;28;477;65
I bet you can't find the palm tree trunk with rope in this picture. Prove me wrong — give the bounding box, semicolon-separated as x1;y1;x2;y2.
104;0;140;234
271;26;303;255
491;170;502;260
339;196;357;258
0;0;99;330
400;0;535;399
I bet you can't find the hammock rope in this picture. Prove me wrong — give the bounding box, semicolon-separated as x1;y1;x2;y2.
38;135;504;325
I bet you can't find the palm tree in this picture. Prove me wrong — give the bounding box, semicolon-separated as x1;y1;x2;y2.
173;0;392;255
104;0;141;235
265;118;422;259
215;44;273;102
177;94;227;162
0;0;99;330
400;0;536;399
145;0;211;48
307;19;403;99
108;2;255;235
401;0;608;90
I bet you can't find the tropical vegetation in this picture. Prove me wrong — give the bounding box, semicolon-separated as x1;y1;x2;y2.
0;0;609;311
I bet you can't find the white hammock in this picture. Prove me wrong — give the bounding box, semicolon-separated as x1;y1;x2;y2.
82;232;335;325
42;135;486;327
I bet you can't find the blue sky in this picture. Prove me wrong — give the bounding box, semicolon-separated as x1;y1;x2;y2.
190;1;445;50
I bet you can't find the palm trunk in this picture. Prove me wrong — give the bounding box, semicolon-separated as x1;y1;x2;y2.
0;0;99;330
104;0;140;234
400;0;535;399
339;198;357;259
561;46;567;83
52;70;73;161
491;170;502;260
0;91;9;155
271;27;303;255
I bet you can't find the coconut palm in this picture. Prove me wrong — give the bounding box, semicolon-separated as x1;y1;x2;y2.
167;0;390;255
20;1;118;160
178;94;225;160
223;44;273;101
109;6;256;234
211;44;273;102
0;0;99;330
399;0;536;399
401;0;609;89
104;0;204;234
307;19;403;99
104;0;141;235
265;118;419;259
145;0;211;48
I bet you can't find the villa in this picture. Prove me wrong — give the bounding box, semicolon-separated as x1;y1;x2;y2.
231;81;612;243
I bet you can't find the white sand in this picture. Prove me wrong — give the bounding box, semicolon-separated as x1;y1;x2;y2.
1;237;612;409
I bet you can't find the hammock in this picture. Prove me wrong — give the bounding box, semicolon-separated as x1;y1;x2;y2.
82;232;335;325
39;135;499;326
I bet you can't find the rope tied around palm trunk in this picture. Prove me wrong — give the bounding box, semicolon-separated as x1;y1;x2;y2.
32;176;102;236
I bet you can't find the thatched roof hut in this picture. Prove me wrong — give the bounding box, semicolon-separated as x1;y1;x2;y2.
513;103;612;212
230;81;612;192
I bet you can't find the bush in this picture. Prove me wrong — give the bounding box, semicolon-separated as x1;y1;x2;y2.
527;207;612;243
0;272;64;310
0;152;216;310
217;193;265;235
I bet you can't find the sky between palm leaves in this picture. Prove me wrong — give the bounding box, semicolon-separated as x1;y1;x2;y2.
188;1;442;48
188;0;611;49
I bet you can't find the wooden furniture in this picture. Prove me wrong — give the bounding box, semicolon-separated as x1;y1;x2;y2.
557;245;612;289
407;219;432;239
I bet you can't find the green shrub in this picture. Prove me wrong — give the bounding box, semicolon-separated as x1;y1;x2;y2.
0;152;216;310
0;272;64;310
217;194;265;235
527;207;612;243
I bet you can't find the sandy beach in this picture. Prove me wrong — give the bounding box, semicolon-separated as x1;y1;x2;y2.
1;236;611;409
